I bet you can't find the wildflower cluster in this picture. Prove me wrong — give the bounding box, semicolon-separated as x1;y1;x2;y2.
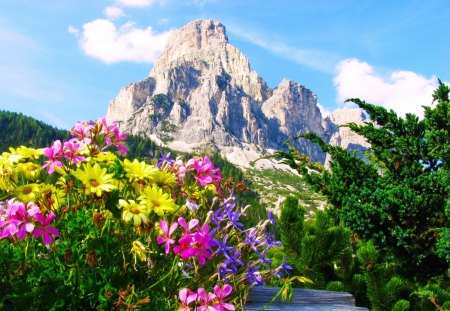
0;117;289;310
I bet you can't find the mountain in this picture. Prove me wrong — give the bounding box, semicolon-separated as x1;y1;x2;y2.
106;19;367;167
0;110;70;151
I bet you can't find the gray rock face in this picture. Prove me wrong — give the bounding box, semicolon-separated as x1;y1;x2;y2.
106;19;366;167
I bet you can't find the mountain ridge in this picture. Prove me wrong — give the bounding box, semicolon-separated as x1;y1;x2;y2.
106;19;367;168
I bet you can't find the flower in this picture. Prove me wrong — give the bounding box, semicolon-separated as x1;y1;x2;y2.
157;220;178;254
71;121;93;144
63;140;86;164
32;212;59;244
191;156;221;187
0;199;22;238
14;202;40;239
197;288;216;311
178;288;197;311
139;185;177;216
150;169;178;189
123;159;156;183
213;284;235;311
119;199;148;227
14;183;40;203
73;163;116;196
131;240;148;262
42;140;63;174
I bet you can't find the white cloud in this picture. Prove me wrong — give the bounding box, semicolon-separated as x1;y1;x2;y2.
75;19;172;64
228;25;338;74
334;58;439;118
114;0;160;8
103;6;125;20
317;103;331;117
68;25;79;36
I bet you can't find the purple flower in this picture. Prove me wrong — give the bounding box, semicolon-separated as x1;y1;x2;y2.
32;212;59;244
246;264;265;286
277;258;293;277
223;248;244;274
213;234;234;260
157;151;175;168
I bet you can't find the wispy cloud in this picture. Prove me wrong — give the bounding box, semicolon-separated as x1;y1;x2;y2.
104;6;126;20
334;58;439;118
71;19;172;64
227;24;339;74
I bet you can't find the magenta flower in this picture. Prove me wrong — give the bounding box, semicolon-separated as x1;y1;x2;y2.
0;199;22;238
197;288;216;311
14;202;40;240
71;122;93;144
173;222;215;265
193;224;214;265
178;288;197;311
193;156;221;187
213;284;235;311
157;220;178;254
42;140;63;174
177;217;199;235
63;140;86;164
32;212;59;244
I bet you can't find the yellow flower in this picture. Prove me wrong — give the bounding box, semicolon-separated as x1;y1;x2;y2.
14;183;40;203
124;159;157;182
74;163;116;196
138;185;177;216
94;151;117;164
0;156;16;191
119;199;148;227
39;183;66;211
10;146;42;160
149;169;177;189
17;162;41;180
130;240;148;262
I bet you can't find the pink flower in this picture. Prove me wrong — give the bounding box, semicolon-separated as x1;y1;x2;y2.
157;220;178;254
213;284;235;311
192;156;221;187
14;202;40;240
32;212;59;244
71;122;93;144
178;288;197;311
63;140;86;164
0;199;22;238
177;217;199;235
197;288;216;311
42;140;63;174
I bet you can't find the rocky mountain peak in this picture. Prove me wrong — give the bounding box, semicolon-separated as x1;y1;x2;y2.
106;20;368;168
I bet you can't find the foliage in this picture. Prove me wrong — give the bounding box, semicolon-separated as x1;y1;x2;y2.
273;83;450;308
0;117;291;310
0;110;70;151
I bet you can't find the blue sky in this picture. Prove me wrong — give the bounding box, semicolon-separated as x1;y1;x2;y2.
0;0;449;129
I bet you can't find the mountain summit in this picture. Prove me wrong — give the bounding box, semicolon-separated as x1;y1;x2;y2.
106;20;365;167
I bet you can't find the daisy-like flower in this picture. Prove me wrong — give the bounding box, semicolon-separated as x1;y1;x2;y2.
73;163;116;196
123;159;156;183
94;151;117;165
39;184;66;211
17;162;41;180
119;199;148;227
139;185;177;216
0;156;17;191
150;169;178;189
130;240;148;263
14;183;40;203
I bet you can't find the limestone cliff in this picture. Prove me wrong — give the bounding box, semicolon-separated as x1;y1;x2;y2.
106;19;366;167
